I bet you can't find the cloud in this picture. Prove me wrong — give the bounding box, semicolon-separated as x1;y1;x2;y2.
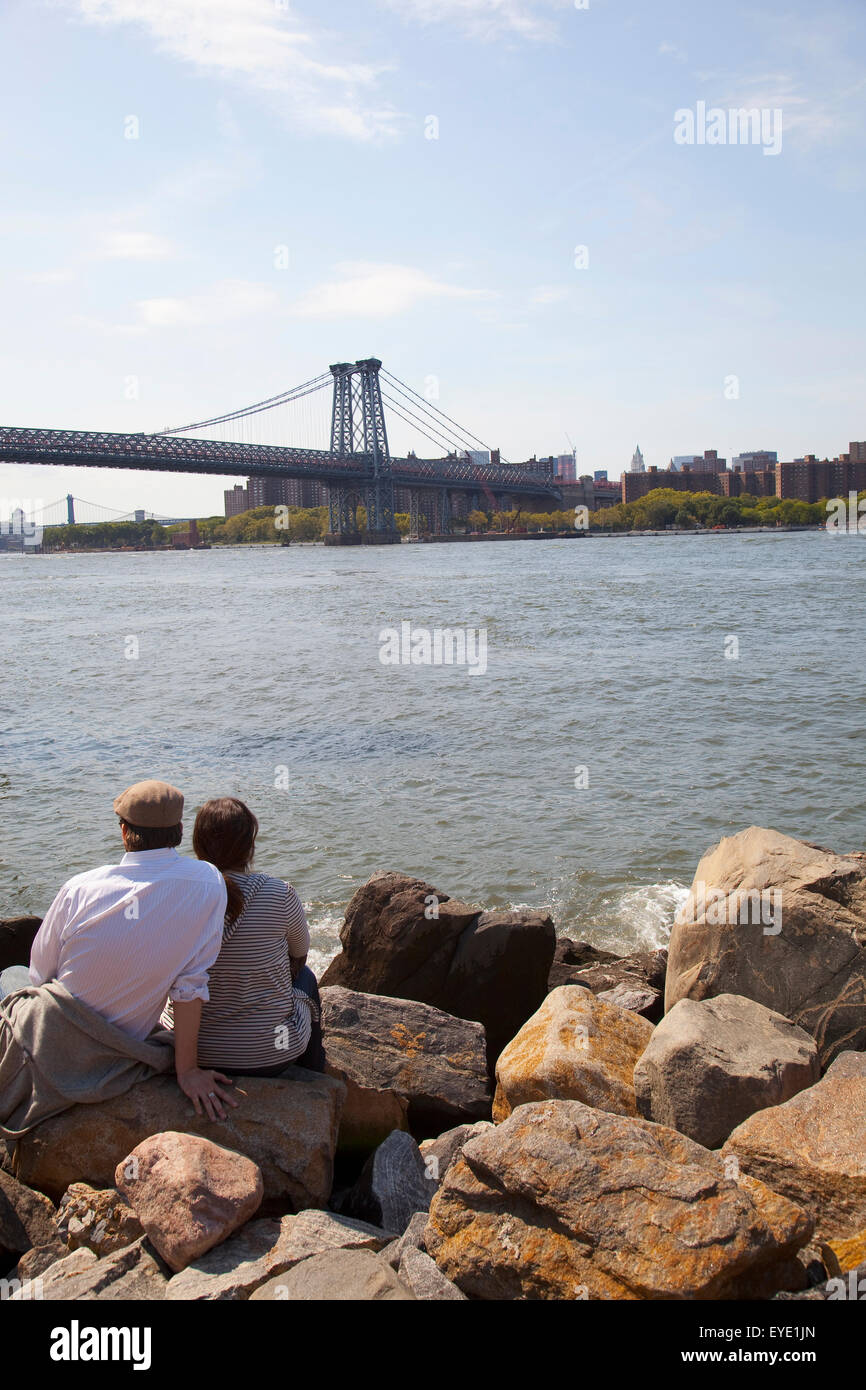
377;0;568;40
658;40;687;62
134;279;279;328
64;0;402;140
291;262;492;319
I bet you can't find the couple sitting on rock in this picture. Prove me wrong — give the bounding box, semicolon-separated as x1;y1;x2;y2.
0;780;324;1136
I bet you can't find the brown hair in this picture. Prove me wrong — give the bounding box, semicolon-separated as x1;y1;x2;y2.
120;820;183;852
193;798;259;925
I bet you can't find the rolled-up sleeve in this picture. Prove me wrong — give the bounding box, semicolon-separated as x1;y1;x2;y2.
284;884;311;957
29;887;71;985
168;879;226;1004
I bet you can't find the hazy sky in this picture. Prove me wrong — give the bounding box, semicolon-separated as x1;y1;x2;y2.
1;0;864;518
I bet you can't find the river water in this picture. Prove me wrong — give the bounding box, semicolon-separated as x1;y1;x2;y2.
3;531;865;972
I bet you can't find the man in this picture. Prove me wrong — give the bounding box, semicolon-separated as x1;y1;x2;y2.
3;779;237;1122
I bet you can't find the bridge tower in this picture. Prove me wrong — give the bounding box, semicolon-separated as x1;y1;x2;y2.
327;359;398;544
66;494;75;525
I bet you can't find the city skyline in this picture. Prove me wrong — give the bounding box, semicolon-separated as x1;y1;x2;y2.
1;0;865;516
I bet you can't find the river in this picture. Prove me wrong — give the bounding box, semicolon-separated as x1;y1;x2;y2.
3;531;865;972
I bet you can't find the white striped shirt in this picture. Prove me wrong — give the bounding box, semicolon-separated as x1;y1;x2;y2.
161;873;312;1070
29;849;227;1041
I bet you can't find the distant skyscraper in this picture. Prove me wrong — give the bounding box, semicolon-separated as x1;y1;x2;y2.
630;445;645;473
556;452;577;483
594;470;608;482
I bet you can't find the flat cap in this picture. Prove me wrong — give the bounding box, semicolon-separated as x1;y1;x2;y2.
113;780;184;828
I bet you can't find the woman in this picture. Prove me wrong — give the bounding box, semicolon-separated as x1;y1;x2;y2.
163;797;324;1077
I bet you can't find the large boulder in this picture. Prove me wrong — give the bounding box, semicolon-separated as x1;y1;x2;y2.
320;872;555;1064
634;994;820;1149
0;1169;56;1264
320;987;490;1135
4;1069;344;1211
115;1132;263;1273
55;1183;144;1257
425;1100;813;1300
249;1247;414;1301
0;916;41;970
9;1238;169;1300
722;1052;866;1240
165;1209;393;1301
340;1131;438;1233
665;828;866;1066
493;985;653;1123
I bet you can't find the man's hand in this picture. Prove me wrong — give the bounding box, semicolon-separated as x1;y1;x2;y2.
176;1067;238;1121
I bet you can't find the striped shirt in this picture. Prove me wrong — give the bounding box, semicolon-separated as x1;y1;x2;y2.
162;873;312;1070
29;849;226;1042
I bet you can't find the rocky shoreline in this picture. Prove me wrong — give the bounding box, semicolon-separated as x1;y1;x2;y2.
1;824;865;1301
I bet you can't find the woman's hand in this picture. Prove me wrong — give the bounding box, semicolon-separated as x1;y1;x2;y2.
176;1067;238;1121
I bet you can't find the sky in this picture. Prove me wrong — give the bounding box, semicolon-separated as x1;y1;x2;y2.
1;0;865;518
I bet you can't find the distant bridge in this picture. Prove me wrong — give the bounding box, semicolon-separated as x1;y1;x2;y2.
0;359;561;541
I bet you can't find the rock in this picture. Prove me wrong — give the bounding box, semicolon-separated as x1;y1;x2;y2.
425;1099;813;1300
320;872;480;998
418;1122;495;1184
0;1168;56;1261
774;1261;866;1301
565;949;668;1023
436;908;557;1063
341;1130;438;1234
250;1247;415;1300
634;994;820;1149
595;982;661;1018
380;1211;429;1269
321;872;555;1066
547;937;621;991
8;1238;169;1300
324;1059;409;1159
398;1246;467;1300
0;916;41;970
821;1229;866;1277
56;1183;143;1257
492;985;653;1123
723;1052;866;1240
5;1068;344;1211
320;987;489;1135
13;1239;69;1283
665;827;866;1066
115;1131;263;1274
165;1209;393;1301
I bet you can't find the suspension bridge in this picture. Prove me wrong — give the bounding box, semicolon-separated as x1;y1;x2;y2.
0;359;561;542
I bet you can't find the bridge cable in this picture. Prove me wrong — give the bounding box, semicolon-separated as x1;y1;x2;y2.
381;371;493;453
380;394;466;457
158;373;332;436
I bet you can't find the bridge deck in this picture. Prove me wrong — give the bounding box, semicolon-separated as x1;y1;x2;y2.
0;426;560;499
